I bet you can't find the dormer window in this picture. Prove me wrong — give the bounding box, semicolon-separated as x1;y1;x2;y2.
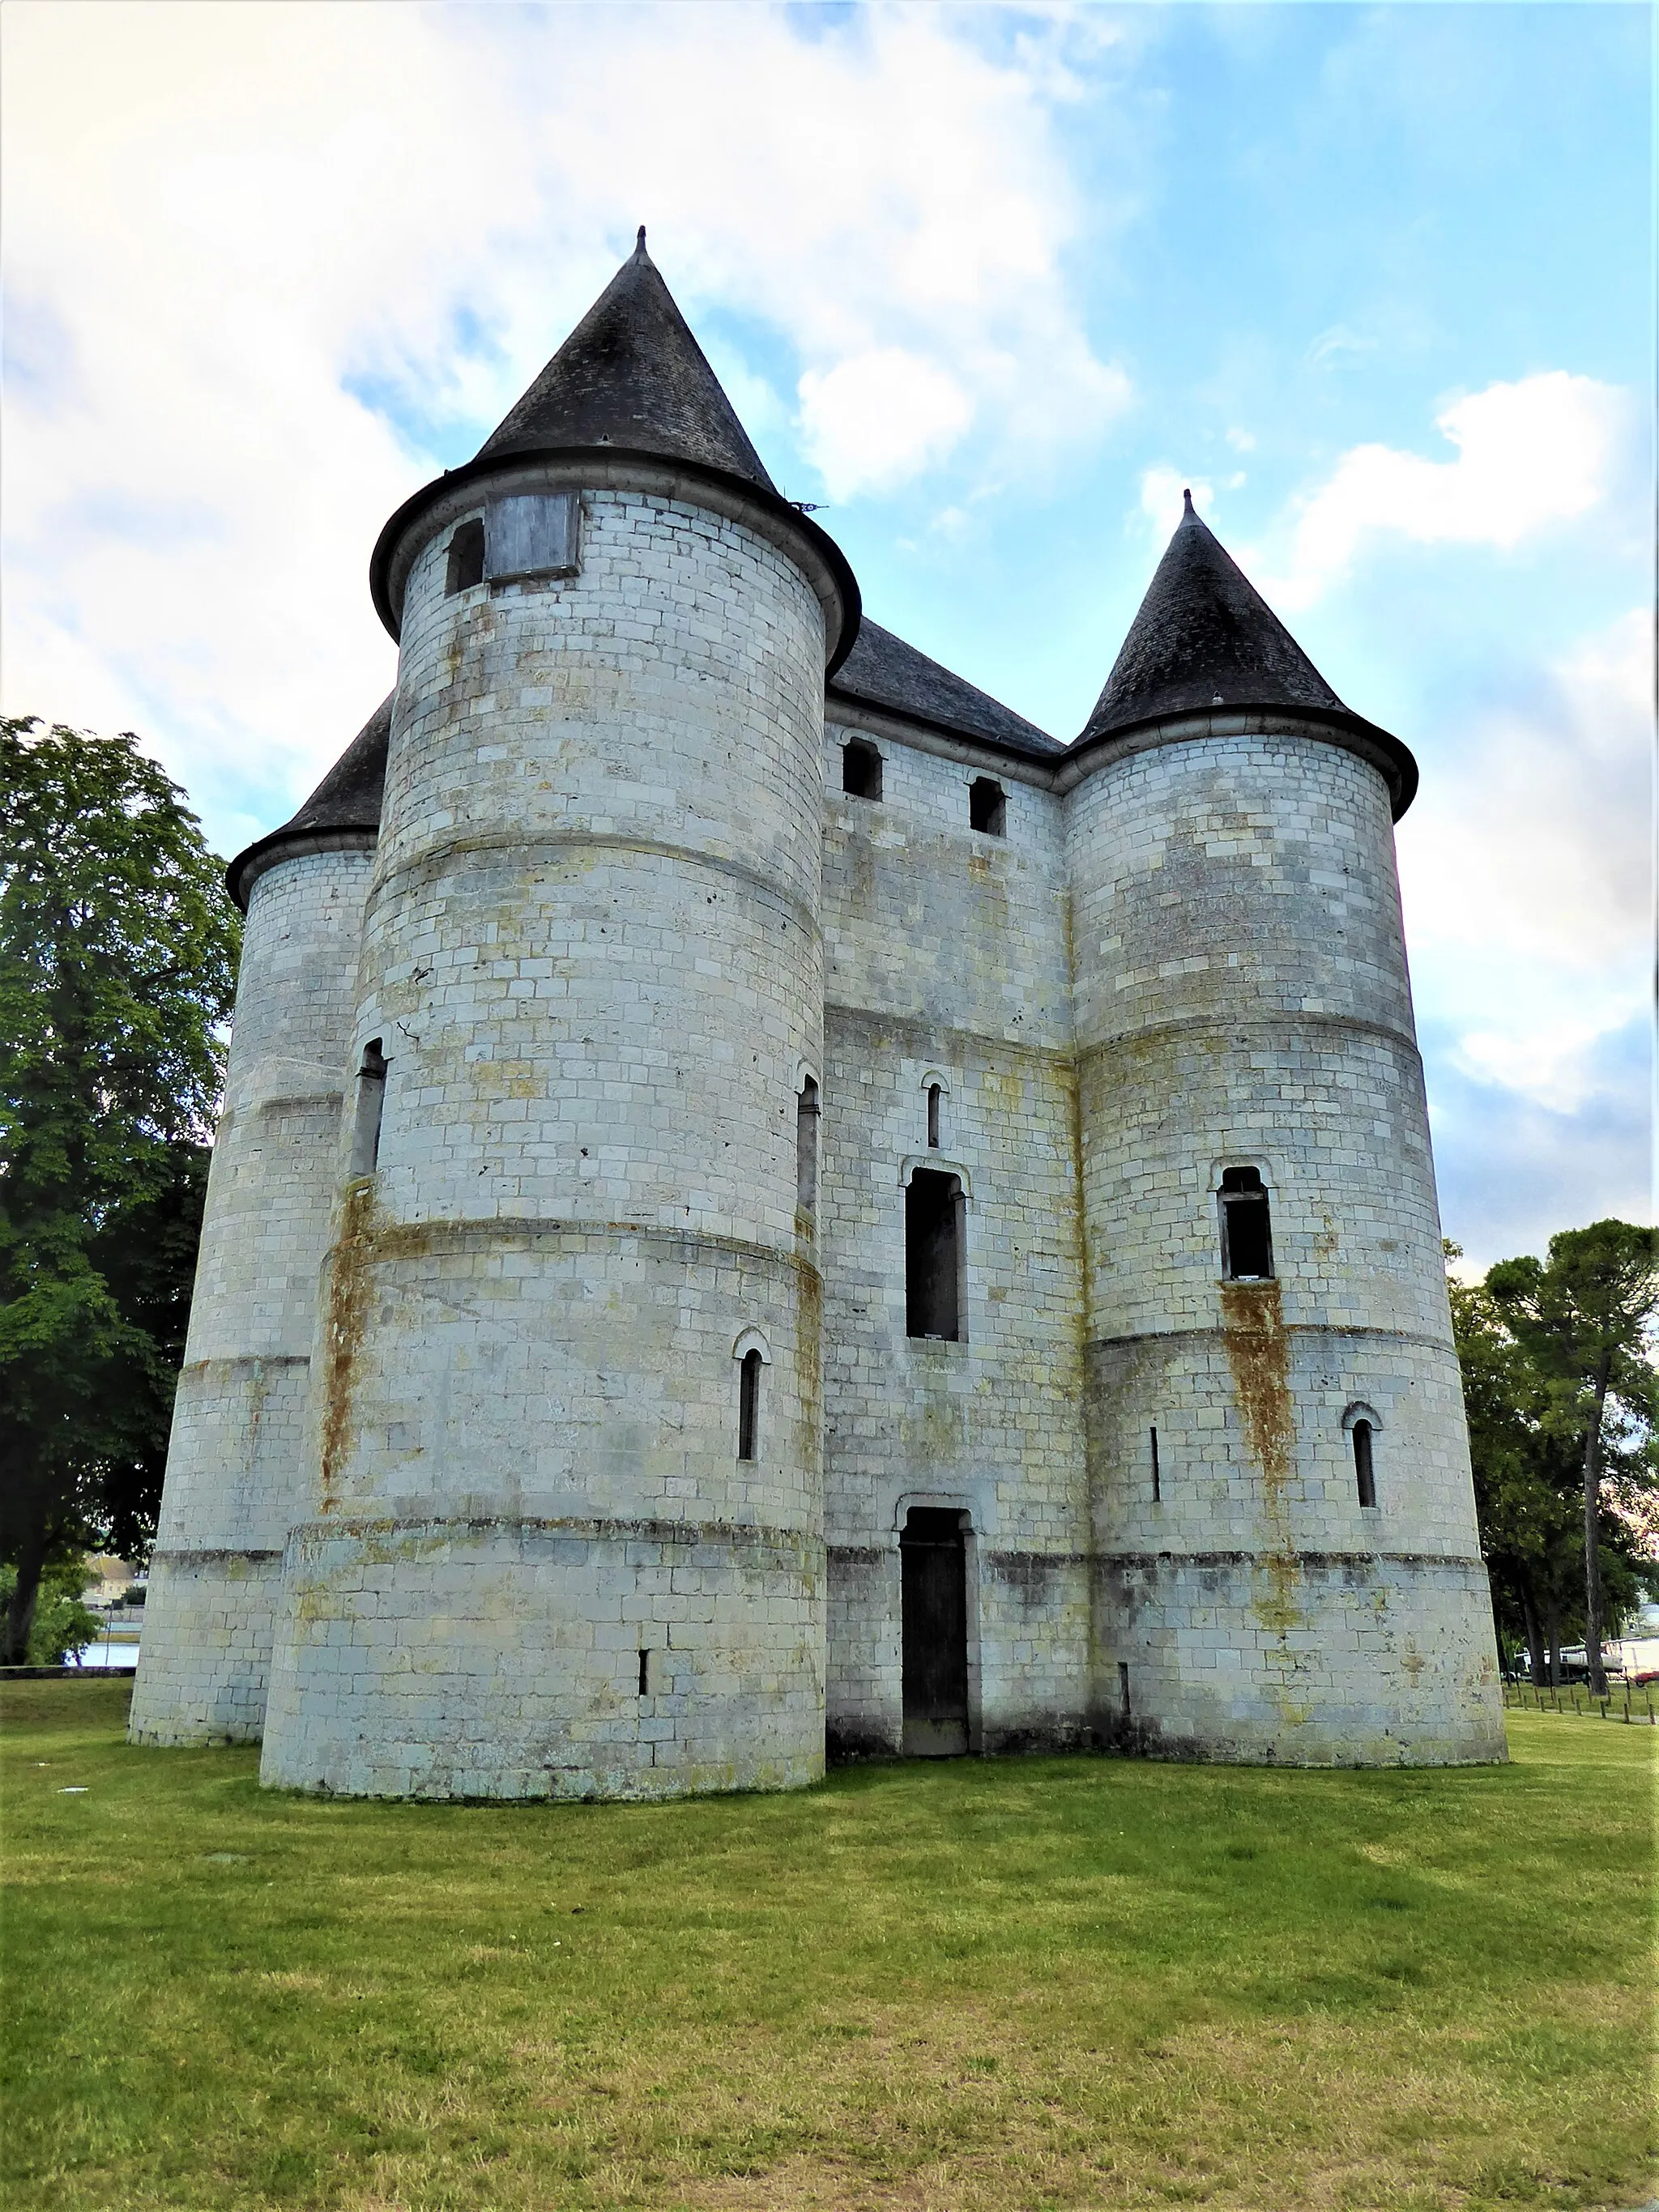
1218;1166;1273;1280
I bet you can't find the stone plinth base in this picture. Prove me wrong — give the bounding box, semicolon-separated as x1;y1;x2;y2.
259;1515;825;1800
127;1548;283;1745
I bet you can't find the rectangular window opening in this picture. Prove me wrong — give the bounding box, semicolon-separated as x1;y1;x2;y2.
842;739;883;800
638;1649;650;1698
1354;1421;1377;1510
795;1077;820;1213
1118;1661;1132;1720
445;520;484;595
906;1170;964;1341
1219;1166;1273;1280
1150;1426;1161;1503
737;1349;761;1461
969;777;1006;836
348;1039;387;1176
926;1083;941;1149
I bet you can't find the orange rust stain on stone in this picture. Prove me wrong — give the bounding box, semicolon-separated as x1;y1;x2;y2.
320;1179;377;1510
1221;1278;1303;1640
1220;1279;1294;1497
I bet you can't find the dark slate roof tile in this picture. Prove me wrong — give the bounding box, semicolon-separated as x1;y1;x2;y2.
830;620;1059;757
1081;492;1345;741
226;695;391;908
278;695;391;837
476;230;776;492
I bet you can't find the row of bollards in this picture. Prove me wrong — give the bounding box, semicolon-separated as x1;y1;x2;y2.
1500;1678;1656;1724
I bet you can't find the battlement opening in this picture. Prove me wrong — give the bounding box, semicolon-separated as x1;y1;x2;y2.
906;1169;965;1341
969;777;1006;836
1219;1166;1273;1281
842;739;883;801
445;520;484;595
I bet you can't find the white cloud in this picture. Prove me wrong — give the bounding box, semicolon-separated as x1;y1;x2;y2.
0;1;1128;847
1266;372;1629;608
799;351;975;501
1397;607;1651;1116
1307;323;1377;369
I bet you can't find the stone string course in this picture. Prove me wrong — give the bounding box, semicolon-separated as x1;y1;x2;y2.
135;471;1504;1789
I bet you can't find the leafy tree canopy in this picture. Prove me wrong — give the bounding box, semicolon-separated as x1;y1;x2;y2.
1449;1227;1659;1687
0;1557;104;1667
0;718;240;1662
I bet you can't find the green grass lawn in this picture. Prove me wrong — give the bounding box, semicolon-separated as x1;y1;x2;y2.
2;1681;1653;2212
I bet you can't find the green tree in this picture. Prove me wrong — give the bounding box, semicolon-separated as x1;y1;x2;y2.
1448;1251;1580;1683
1485;1222;1659;1694
0;718;239;1664
0;1556;102;1666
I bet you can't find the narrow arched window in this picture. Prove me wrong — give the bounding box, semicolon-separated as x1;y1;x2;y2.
445;519;484;595
842;739;882;800
348;1039;386;1175
737;1349;762;1461
1218;1166;1273;1280
795;1076;819;1213
926;1083;942;1149
969;777;1006;836
1353;1419;1377;1509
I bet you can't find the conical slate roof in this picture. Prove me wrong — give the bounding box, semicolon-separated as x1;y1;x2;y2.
1081;492;1345;742
476;229;776;492
226;695;392;909
831;620;1059;757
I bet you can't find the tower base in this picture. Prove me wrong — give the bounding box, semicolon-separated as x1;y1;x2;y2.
258;1515;825;1800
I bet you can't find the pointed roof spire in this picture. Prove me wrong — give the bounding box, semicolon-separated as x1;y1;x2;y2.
1080;496;1346;743
475;229;776;492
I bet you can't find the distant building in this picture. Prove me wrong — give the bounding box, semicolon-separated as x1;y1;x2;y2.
130;235;1505;1796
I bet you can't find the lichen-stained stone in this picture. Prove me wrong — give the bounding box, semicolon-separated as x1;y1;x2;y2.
139;247;1504;1792
130;841;375;1744
1068;719;1504;1763
259;479;834;1800
817;720;1090;1760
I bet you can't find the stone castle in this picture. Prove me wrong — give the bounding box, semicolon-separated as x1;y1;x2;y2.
130;233;1505;1795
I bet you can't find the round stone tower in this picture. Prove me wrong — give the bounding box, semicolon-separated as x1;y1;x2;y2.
258;234;859;1799
1066;494;1504;1764
130;703;388;1744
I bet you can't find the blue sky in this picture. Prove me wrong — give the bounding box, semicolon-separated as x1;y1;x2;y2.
2;2;1649;1266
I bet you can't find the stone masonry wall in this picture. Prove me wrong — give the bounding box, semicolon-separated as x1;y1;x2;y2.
819;721;1090;1756
260;484;830;1799
131;842;374;1745
1066;722;1504;1762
